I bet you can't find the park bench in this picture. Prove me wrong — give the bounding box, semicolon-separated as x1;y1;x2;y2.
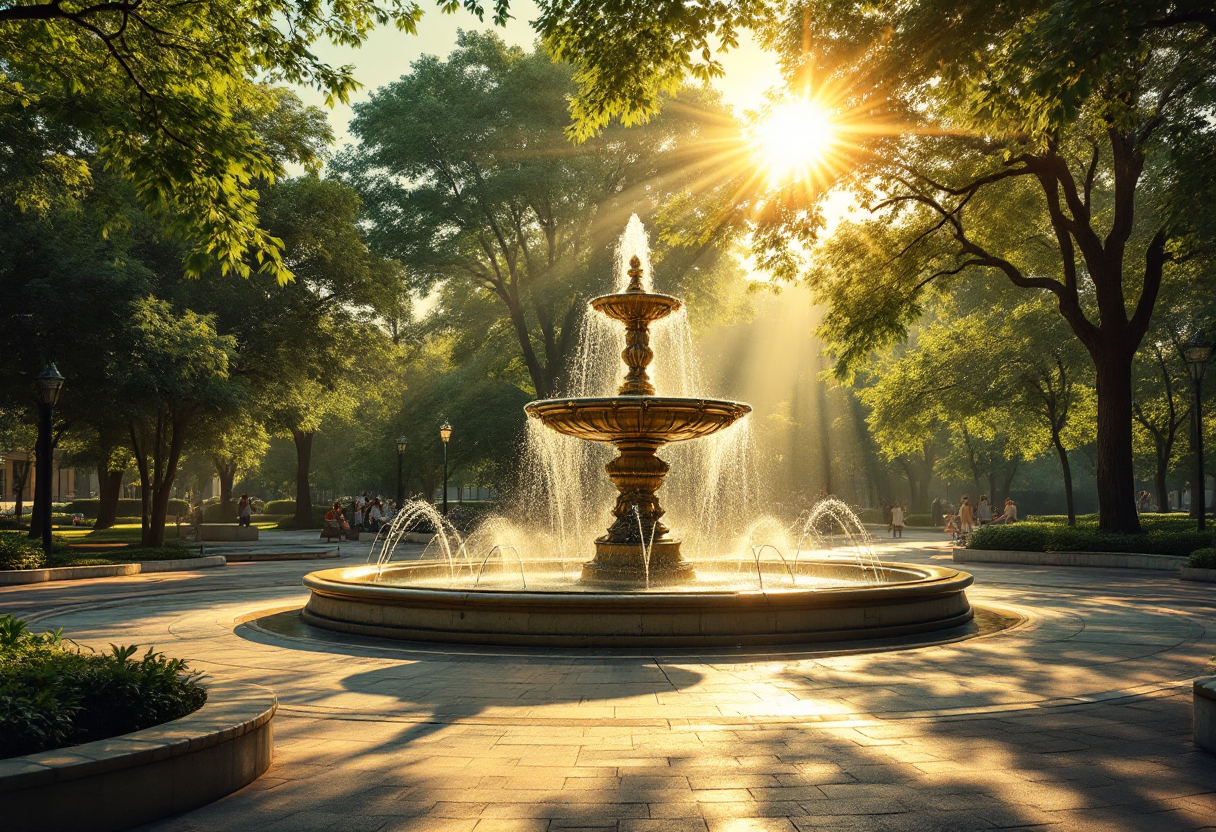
321;520;358;542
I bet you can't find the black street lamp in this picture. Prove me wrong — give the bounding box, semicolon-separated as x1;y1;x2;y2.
439;421;452;516
395;435;408;508
1183;339;1213;530
35;363;65;554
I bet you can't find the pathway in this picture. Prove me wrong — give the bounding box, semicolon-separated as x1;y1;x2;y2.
3;532;1214;831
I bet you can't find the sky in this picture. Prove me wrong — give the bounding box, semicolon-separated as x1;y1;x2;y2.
294;1;783;150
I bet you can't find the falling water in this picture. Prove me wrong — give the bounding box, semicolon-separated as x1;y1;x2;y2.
375;216;883;593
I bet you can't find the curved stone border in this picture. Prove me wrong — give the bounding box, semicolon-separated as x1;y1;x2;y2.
0;680;274;832
1181;566;1216;583
954;548;1185;571
303;560;974;647
0;555;226;586
1196;677;1216;753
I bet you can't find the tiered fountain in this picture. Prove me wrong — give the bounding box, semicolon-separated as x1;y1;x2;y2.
525;255;750;588
301;222;974;647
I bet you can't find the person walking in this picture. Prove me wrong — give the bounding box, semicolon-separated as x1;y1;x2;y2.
237;494;252;528
890;502;905;538
977;495;994;525
958;497;975;535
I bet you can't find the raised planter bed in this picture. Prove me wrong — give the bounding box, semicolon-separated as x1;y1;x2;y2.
1181;566;1216;583
953;548;1186;571
0;680;275;832
0;556;227;586
1196;677;1216;753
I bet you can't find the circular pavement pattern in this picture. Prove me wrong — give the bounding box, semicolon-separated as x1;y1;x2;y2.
4;532;1215;832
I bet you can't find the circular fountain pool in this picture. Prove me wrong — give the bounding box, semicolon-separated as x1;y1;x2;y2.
302;559;974;647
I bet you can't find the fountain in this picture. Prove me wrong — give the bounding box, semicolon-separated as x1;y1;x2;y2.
524;254;750;587
301;219;974;647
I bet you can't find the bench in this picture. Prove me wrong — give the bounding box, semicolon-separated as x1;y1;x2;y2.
321;520;357;542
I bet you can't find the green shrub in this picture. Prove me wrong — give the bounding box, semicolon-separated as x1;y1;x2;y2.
1189;548;1216;568
66;499;190;519
262;499;295;514
968;522;1212;556
968;523;1050;552
0;615;206;759
0;535;45;571
856;508;884;524
903;513;935;527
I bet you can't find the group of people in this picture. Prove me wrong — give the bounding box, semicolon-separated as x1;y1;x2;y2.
324;493;399;536
943;495;1018;543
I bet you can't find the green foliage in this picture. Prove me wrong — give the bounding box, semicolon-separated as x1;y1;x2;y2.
902;514;934;527
0;615;206;759
1188;548;1216;569
0;535;45;571
262;500;296;515
968;522;1211;556
536;0;772;139
66;499;190;519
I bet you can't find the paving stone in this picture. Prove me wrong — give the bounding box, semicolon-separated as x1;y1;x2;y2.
20;534;1216;832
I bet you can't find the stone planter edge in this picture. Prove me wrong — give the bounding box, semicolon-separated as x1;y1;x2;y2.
1195;676;1216;753
0;555;226;586
1180;566;1216;583
953;548;1185;571
0;680;275;832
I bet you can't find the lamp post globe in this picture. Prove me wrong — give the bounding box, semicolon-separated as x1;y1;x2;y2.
1183;339;1213;530
395;436;408;507
439;422;452;516
34;363;65;555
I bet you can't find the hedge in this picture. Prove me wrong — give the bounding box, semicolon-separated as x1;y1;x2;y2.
1189;547;1216;568
65;498;190;518
262;499;295;515
967;522;1213;556
0;615;206;758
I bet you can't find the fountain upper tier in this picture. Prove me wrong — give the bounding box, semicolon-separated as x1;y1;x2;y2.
523;253;751;587
526;397;751;445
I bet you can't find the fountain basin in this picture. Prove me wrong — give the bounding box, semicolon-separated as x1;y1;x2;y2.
302;561;974;647
525;396;751;443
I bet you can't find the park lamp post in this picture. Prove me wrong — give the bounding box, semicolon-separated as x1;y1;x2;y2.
395;435;408;508
1184;340;1213;530
35;363;65;555
439;421;452;516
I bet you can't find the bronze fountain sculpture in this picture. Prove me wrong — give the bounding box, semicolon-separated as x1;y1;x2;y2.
525;256;751;587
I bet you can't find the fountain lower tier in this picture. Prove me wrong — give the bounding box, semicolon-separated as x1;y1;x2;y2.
525;396;751;587
301;560;975;647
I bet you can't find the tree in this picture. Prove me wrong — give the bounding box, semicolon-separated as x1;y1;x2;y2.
117;298;236;546
0;0;516;279
340;31;746;398
531;1;1216;532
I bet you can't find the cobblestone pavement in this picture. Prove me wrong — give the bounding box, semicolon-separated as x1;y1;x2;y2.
3;532;1214;831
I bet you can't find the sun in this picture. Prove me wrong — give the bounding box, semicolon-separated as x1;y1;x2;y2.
753;100;838;184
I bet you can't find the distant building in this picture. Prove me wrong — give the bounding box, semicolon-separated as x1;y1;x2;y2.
0;450;78;512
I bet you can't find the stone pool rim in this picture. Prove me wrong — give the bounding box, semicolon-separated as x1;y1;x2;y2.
302;560;975;647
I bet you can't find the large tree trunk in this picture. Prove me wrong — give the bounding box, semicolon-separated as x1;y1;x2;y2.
1154;461;1169;515
214;457;237;521
144;416;189;548
1094;355;1140;532
11;461;28;525
96;466;124;530
291;428;314;527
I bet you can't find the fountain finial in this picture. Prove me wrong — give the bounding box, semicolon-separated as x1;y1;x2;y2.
626;255;644;293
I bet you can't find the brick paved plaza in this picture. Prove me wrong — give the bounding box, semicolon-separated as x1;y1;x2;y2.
4;531;1214;831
